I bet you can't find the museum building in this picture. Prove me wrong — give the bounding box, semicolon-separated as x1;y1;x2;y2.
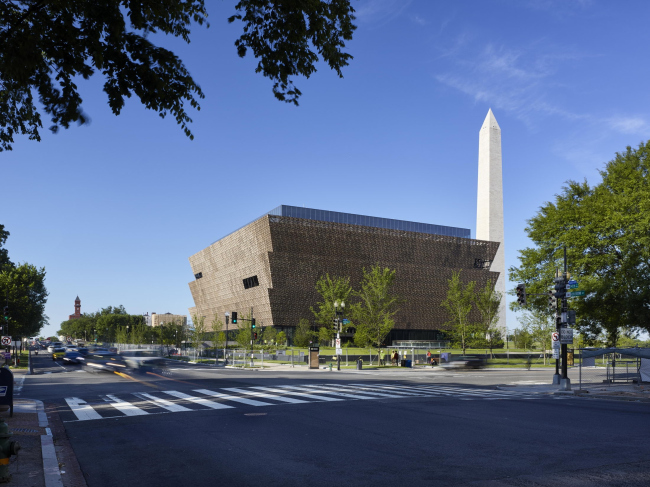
187;205;500;345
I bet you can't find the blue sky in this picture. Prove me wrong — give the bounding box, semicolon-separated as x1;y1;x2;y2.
3;0;649;338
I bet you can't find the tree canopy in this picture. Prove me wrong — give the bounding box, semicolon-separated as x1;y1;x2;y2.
0;224;49;337
509;140;650;345
0;0;356;151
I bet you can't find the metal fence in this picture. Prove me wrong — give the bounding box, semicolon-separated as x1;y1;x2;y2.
578;352;642;389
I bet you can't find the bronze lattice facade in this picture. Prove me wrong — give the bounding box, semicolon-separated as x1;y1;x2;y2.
188;207;500;344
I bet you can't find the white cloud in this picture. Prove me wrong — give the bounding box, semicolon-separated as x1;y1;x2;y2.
355;0;413;26
435;41;648;137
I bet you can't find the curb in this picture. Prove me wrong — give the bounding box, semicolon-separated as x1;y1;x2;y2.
15;399;63;487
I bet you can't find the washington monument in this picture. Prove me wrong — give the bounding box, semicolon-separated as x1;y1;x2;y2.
476;109;506;333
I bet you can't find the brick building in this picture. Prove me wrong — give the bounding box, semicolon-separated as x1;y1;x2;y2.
187;205;500;345
69;296;82;320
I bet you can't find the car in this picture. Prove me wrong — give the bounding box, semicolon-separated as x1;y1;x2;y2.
62;351;85;364
441;355;486;370
76;347;89;355
52;347;66;361
82;351;129;373
119;350;167;372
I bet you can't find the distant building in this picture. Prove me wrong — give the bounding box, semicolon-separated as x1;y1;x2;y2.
150;312;187;327
68;296;82;320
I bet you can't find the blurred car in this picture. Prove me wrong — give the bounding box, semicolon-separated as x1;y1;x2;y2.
52;347;66;360
441;355;486;370
82;351;128;373
119;350;167;372
62;351;85;364
76;347;89;355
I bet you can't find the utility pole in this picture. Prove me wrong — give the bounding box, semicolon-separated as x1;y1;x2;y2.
560;246;571;390
224;312;229;366
250;307;254;367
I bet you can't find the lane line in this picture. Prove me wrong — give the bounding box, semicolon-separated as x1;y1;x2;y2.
64;398;103;421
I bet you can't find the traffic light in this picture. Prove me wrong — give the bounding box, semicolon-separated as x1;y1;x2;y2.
516;284;527;306
253;332;258;340
225;315;229;325
251;318;256;329
2;306;8;319
554;277;566;300
231;312;237;324
548;290;557;311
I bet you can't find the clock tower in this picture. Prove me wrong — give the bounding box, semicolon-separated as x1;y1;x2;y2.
69;296;82;320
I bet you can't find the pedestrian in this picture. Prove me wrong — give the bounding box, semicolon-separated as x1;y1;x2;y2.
525;355;532;371
427;350;431;363
392;350;398;366
380;350;385;366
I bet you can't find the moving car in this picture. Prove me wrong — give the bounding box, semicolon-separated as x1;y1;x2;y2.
52;347;66;361
62;351;85;364
441;355;486;370
119;350;167;372
82;351;128;373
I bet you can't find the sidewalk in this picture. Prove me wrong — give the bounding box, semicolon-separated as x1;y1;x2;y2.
2;370;87;487
497;382;650;402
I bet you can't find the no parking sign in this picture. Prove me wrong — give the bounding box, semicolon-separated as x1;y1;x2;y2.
0;336;11;346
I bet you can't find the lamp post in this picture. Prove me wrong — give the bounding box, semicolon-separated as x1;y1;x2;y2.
334;301;345;371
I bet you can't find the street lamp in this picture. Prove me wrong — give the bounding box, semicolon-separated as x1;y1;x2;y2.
224;312;230;365
333;301;345;371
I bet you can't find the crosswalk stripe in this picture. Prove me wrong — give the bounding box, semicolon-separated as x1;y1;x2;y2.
414;385;528;397
249;386;343;402
348;384;452;396
134;393;193;412
277;385;376;400
221;388;309;404
65;398;103;421
105;395;149;416
163;391;234;409
194;389;274;407
327;384;426;397
311;385;396;398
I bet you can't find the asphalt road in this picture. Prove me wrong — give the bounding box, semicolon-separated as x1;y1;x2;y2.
23;353;650;486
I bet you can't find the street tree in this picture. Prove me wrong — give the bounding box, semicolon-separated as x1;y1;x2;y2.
350;265;400;358
210;316;223;356
441;271;476;355
276;331;287;347
293;318;315;348
191;314;208;359
509;140;650;345
0;0;356;151
518;309;554;365
474;279;503;356
0;225;48;337
310;273;353;337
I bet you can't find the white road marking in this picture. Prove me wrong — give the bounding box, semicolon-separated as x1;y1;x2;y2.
105;395;149;416
194;389;275;407
222;387;308;404
163;391;234;409
134;393;193;412
277;385;376;400
249;386;343;402
65;398;103;421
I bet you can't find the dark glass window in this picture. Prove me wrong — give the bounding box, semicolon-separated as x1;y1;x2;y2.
243;275;260;289
194;272;203;279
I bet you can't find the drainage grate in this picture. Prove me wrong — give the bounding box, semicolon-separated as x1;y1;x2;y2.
13;428;40;433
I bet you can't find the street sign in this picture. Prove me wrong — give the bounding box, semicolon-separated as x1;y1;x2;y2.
567;290;585;297
568;280;577;285
566;282;579;289
552;348;560;359
342;319;350;324
336;348;342;356
335;338;341;348
560;328;574;344
0;336;11;346
551;332;560;349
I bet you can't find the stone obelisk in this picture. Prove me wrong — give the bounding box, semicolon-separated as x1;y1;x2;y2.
477;109;506;334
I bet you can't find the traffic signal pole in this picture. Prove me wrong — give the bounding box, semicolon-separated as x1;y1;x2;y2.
560;247;571;391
